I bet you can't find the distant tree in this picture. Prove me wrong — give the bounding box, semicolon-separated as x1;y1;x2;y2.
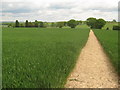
25;20;29;27
67;19;78;28
43;22;49;28
51;22;56;27
86;18;106;29
113;19;117;22
63;21;67;26
28;22;34;27
15;20;19;27
56;22;65;28
34;20;38;27
20;23;24;27
39;21;44;27
8;24;12;27
83;21;87;24
113;25;120;30
76;20;82;25
86;18;97;29
96;19;106;29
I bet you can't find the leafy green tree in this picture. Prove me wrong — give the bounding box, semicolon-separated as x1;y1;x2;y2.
59;21;67;26
35;20;38;27
86;18;106;29
25;20;29;27
76;20;82;25
20;23;24;27
96;19;106;29
67;19;78;28
86;18;97;29
8;24;12;27
51;22;56;27
113;25;120;30
113;19;116;22
43;22;48;28
28;22;34;27
15;20;19;27
39;21;44;27
56;22;64;28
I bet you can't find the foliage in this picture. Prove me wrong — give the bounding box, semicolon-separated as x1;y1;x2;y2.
34;20;38;27
86;18;106;29
113;25;120;30
43;22;49;28
112;19;117;22
67;19;78;28
20;23;24;27
96;19;106;29
56;22;65;28
8;24;12;27
86;18;97;29
15;20;19;27
63;22;67;26
76;20;82;25
25;20;29;27
39;21;44;28
102;22;118;30
51;22;56;27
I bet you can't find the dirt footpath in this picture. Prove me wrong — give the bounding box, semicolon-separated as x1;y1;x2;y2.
65;30;119;88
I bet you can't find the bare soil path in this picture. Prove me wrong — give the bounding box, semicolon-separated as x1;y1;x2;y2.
65;30;119;88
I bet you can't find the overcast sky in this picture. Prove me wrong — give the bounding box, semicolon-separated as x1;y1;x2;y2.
1;0;119;22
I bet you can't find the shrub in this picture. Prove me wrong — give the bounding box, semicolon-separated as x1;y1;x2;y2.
56;22;64;28
113;25;120;30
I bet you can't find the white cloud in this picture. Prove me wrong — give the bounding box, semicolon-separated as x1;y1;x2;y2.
1;0;119;22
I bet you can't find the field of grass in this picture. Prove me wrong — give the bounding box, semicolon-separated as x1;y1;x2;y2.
93;30;119;75
2;27;89;88
102;22;118;30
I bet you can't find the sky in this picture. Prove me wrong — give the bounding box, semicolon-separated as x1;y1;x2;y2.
1;0;119;22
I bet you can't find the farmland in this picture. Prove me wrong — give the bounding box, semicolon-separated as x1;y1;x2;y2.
2;22;119;88
94;30;119;75
102;22;118;30
2;27;89;88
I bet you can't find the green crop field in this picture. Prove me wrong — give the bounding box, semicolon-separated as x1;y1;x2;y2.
93;30;119;75
2;27;89;88
102;22;118;30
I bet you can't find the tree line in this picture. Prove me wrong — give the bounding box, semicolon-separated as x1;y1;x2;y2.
13;18;119;30
14;19;83;28
15;20;46;28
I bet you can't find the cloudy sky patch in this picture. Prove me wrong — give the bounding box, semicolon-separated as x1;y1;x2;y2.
1;0;119;22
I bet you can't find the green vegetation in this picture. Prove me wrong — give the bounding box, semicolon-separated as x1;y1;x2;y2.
67;19;78;28
102;22;118;30
34;20;38;27
93;30;119;75
113;25;120;30
2;28;89;88
15;20;19;27
25;20;29;27
7;19;84;28
86;18;106;29
56;22;65;28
